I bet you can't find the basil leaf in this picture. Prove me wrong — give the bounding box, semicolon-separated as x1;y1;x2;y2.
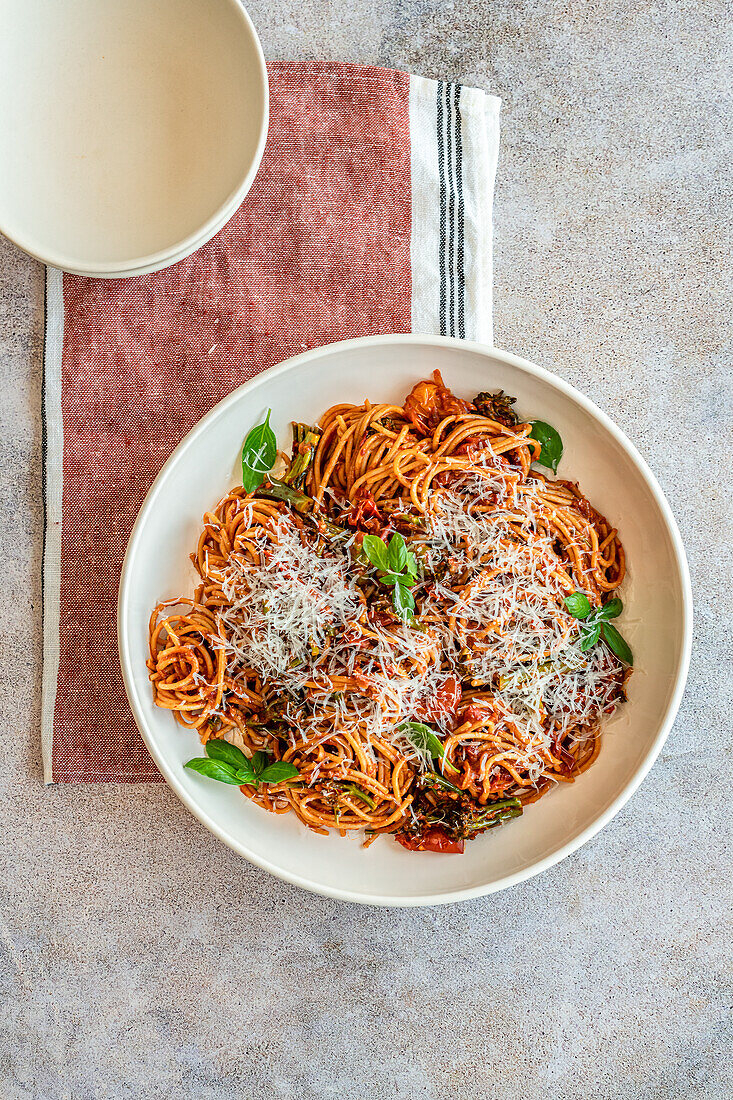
387;532;408;573
564;592;592;620
392;582;415;618
345;783;375;809
379;572;403;587
259;761;300;784
382;571;416;588
234;768;259;786
598;598;623;621
580;623;601;651
401;721;448;763
601;623;633;666
242;410;278;492
405;552;418;580
204;739;250;770
529;420;563;474
251;750;270;777
184;758;248;785
362;534;390;572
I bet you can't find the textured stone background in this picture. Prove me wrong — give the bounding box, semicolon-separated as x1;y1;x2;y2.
1;1;731;1097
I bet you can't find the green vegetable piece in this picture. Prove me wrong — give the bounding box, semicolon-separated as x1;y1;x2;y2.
345;783;376;809
283;425;321;487
564;592;592;620
601;622;634;665
241;410;277;492
184;758;250;785
259;761;300;785
529;420;564;474
362;533;390;572
473;390;519;427
428;773;463;794
257;477;314;513
485;797;522;813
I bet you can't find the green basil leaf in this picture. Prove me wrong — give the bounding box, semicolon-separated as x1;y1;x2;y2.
601;622;634;666
379;571;403;587
564;592;592;620
184;758;248;785
598;598;623;621
362;534;390;572
392;582;415;618
242;410;278;492
405;552;418;580
234;769;259;786
251;750;270;777
401;721;448;763
580;623;601;651
204;739;250;770
387;532;408;573
529;420;564;474
382;571;416;588
345;783;375;809
259;761;300;785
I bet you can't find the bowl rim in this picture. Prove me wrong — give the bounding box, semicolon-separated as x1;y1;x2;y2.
118;334;693;906
0;0;269;278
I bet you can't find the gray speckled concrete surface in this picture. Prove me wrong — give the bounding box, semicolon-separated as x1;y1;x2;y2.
1;2;731;1097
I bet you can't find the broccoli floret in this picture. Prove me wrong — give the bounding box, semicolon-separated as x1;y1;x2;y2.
473;390;519;427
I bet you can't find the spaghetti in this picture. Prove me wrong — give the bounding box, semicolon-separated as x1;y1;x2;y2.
148;373;631;853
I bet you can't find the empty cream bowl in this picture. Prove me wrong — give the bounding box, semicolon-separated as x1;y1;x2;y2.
0;0;268;277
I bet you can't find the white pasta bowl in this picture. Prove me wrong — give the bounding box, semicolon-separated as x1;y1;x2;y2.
118;336;692;905
0;0;267;277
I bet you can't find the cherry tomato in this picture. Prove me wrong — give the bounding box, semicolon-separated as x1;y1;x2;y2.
397;827;465;854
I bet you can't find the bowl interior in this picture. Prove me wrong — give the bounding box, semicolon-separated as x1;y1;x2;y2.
119;338;690;904
0;0;266;271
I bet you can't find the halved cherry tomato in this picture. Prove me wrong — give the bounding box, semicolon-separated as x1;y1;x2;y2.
415;675;462;724
346;490;384;534
403;370;474;434
396;827;465;853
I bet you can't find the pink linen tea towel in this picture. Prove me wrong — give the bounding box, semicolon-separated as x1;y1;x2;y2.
42;62;500;781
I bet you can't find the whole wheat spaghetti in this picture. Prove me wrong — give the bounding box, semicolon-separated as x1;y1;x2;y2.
148;373;631;853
